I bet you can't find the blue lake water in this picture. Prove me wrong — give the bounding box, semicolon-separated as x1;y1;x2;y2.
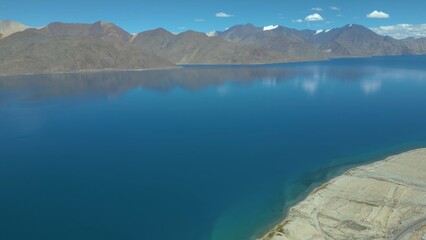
1;55;426;240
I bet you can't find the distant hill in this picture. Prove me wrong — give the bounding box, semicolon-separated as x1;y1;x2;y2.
217;23;426;58
400;37;426;54
0;28;174;75
39;21;132;42
312;24;410;56
0;20;30;38
132;28;291;64
132;23;426;65
1;20;426;75
216;24;326;61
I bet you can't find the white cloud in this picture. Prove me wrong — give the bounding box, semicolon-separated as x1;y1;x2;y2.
311;7;323;11
330;6;340;11
305;13;324;22
215;12;233;18
194;18;205;22
178;26;186;30
367;10;390;19
371;23;426;39
292;19;304;23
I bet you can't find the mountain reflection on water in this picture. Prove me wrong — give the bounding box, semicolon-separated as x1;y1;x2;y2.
1;56;425;104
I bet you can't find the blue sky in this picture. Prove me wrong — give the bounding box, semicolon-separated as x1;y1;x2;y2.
1;0;426;34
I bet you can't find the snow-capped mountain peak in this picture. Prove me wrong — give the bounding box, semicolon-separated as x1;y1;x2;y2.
263;25;279;31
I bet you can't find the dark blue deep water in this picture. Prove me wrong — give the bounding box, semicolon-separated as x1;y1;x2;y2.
1;56;426;240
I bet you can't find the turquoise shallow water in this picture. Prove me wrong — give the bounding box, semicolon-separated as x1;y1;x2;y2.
1;56;426;240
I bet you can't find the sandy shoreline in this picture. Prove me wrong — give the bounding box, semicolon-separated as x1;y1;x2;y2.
261;148;426;240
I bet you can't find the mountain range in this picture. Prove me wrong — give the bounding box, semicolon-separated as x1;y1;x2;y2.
0;20;425;75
